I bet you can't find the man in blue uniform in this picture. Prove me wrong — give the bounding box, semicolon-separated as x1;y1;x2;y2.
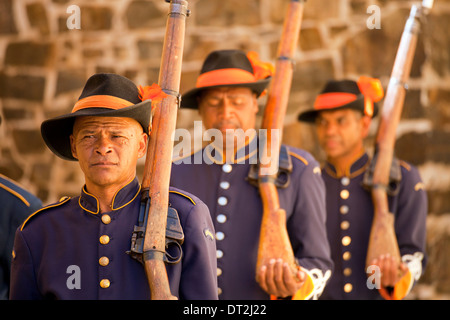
9;73;218;300
170;50;333;300
298;78;427;299
1;114;42;299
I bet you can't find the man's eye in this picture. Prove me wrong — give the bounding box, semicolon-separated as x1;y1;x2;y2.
205;98;221;106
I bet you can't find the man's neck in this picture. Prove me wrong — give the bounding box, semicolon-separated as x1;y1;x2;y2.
84;179;133;213
328;146;365;177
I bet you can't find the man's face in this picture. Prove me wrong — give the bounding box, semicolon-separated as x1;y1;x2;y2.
198;86;259;136
70;116;147;190
315;108;371;160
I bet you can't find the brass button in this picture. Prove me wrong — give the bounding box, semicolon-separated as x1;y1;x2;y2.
341;177;350;186
218;196;228;206
216;214;227;223
218;287;222;295
343;268;352;276
340;205;349;214
340;221;350;230
340;189;350;200
217;268;222;276
99;235;110;245
216;231;225;241
100;279;110;288
343;251;351;261
220;181;230;190
222;164;232;173
342;236;351;246
344;283;353;293
101;214;111;224
99;256;110;266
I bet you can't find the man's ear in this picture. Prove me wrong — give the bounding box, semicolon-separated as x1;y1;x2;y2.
69;134;79;160
137;132;148;158
361;115;372;138
252;94;259;114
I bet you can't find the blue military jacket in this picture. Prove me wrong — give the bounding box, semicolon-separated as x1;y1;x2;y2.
0;174;42;300
320;152;427;300
170;136;333;300
10;177;218;300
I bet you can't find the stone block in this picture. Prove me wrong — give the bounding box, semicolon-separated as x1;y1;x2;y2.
396;130;450;165
428;89;450;130
299;27;323;51
80;6;113;31
428;190;450;216
12;129;46;154
421;215;450;293
55;70;86;96
290;58;335;98
0;0;17;34
0;73;46;101
195;0;261;27
0;150;24;181
5;41;55;67
26;2;49;35
126;1;166;29
425;11;450;77
402;89;425;119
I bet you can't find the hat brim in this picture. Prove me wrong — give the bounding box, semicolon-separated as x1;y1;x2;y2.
41;100;151;161
181;78;271;109
298;98;379;123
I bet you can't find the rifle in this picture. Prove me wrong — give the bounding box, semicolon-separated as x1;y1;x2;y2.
365;0;433;271
256;0;305;283
128;0;190;300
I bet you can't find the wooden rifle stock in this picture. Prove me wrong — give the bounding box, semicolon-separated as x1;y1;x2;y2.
366;0;433;270
256;0;305;281
141;0;189;300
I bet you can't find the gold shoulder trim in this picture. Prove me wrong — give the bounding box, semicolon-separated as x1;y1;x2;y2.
169;190;196;205
288;152;309;166
20;197;71;231
0;181;31;207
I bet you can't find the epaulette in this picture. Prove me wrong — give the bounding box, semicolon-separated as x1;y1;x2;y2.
20;196;71;231
288;150;309;166
169;190;196;205
0;175;34;207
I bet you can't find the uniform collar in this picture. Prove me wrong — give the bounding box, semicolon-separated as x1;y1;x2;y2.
324;151;370;178
79;177;141;214
204;130;258;165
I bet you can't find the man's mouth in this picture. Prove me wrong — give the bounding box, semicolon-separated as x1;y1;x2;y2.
90;161;117;167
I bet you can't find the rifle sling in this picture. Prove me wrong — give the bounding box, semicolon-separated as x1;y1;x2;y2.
246;145;293;189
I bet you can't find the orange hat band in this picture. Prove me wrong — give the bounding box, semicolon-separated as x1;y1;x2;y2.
72;95;134;113
314;92;374;117
314;92;357;110
195;68;257;88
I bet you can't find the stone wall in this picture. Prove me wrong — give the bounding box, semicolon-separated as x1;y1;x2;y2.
0;0;449;299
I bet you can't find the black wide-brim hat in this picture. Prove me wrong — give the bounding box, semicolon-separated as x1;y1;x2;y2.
181;49;272;109
298;77;384;123
41;73;152;161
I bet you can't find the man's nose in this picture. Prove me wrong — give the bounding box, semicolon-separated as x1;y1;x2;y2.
219;99;233;119
325;122;338;135
95;135;113;155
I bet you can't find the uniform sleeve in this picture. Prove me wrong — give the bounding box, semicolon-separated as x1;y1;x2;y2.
9;229;42;300
379;164;427;300
287;156;333;300
179;201;218;300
